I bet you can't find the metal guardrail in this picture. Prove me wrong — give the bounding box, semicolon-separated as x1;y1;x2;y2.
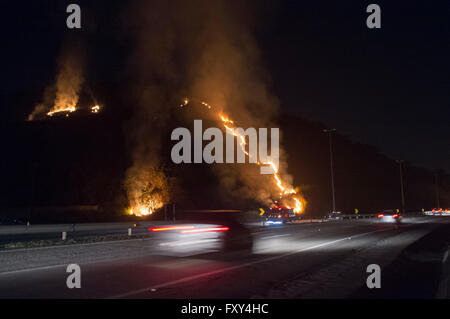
334;212;424;220
340;214;377;220
0;221;160;235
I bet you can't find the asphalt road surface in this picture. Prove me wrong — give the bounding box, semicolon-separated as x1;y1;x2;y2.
1;217;449;299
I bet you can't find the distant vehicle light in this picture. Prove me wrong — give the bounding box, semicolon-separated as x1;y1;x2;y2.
393;213;399;218
377;213;384;218
149;225;195;232
180;227;229;234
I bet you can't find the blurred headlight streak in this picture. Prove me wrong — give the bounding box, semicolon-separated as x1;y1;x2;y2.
150;225;195;232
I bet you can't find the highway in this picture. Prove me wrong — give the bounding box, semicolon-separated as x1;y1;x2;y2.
0;217;449;299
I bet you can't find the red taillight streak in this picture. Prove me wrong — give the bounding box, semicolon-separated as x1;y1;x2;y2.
393;214;399;218
377;214;384;218
149;226;195;232
180;227;229;234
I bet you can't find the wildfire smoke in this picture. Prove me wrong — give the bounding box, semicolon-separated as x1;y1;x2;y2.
182;98;305;213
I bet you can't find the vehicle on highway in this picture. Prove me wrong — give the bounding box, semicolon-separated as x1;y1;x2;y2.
377;210;402;223
432;208;442;216
327;211;343;220
148;210;253;255
430;208;450;216
265;205;296;224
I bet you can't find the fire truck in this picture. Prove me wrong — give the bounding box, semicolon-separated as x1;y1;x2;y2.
264;205;297;224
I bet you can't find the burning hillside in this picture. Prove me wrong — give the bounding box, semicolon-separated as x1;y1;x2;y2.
125;166;170;217
180;98;305;213
28;43;101;121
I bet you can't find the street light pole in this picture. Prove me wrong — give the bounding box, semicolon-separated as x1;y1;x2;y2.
323;129;336;213
434;173;441;209
396;160;406;214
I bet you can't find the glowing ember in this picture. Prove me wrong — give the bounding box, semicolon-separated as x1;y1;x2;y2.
180;98;190;107
45;104;101;117
201;101;212;109
91;105;101;113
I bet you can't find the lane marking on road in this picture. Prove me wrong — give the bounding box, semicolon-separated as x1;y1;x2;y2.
109;228;392;299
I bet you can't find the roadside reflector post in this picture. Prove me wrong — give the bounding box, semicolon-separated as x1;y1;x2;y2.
62;232;67;241
128;228;132;236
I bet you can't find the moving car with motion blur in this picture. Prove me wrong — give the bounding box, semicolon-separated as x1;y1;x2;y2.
148;210;253;256
377;210;402;223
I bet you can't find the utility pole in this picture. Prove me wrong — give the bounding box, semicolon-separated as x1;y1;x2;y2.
323;129;337;212
396;160;406;214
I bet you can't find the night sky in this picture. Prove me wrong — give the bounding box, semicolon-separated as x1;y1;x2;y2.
2;0;449;172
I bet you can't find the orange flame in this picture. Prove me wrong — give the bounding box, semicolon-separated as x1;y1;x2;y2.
129;207;153;217
180;98;190;107
47;105;76;117
45;104;101;117
183;98;305;213
91;105;101;113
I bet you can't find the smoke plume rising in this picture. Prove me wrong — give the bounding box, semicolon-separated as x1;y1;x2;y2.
52;50;84;112
28;43;84;120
